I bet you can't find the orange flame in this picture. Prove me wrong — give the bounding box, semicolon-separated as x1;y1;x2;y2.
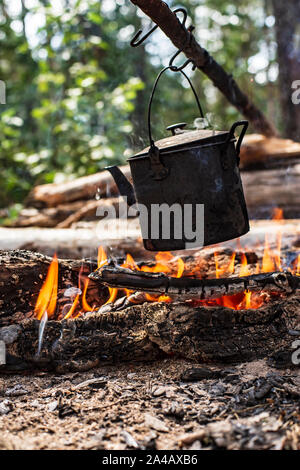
98;246;118;304
214;252;236;278
296;254;300;276
245;290;252;309
34;208;299;319
104;287;118;305
34;254;58;320
272;207;283;221
274;231;282;272
63;266;83;320
63;293;80;320
82;278;93;312
262;235;276;273
97;246;108;269
122;253;139;271
176;257;185;278
239;253;251;277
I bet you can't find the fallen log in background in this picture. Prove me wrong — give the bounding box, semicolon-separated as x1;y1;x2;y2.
8;201;85;228
8;134;300;228
56;198;133;228
240;134;300;170
25;165;131;208
0;218;298;260
7;198;128;228
90;266;299;300
242;160;300;219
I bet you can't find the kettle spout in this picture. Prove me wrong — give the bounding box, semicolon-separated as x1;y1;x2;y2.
106;166;136;207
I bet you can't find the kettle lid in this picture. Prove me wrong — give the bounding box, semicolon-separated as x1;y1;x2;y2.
130;128;229;159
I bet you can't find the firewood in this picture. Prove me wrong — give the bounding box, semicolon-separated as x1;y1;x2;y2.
0;249;299;372
1;295;299;372
240;135;300;169
0;250;100;326
21;134;300;220
56;198;130;228
8;201;89;228
8;198;126;228
242;162;300;218
25;165;131;208
89;265;300;299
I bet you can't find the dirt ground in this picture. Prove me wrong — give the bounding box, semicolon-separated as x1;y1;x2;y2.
0;358;300;450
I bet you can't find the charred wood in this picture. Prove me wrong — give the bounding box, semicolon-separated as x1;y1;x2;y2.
89;266;300;300
1;295;299;372
0;250;100;326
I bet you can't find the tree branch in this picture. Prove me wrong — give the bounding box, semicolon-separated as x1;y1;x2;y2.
89;266;299;299
130;0;277;136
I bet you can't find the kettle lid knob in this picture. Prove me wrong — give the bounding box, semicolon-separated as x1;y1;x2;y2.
166;122;187;136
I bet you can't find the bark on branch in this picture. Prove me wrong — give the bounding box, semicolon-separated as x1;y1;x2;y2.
89;265;300;299
130;0;277;136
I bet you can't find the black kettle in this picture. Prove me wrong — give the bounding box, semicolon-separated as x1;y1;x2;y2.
107;67;249;251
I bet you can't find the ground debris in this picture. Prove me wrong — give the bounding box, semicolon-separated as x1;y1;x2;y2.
145;413;169;432
180;367;223;382
0;399;13;415
121;430;139;449
5;384;28;397
72;378;107;391
0;358;299;450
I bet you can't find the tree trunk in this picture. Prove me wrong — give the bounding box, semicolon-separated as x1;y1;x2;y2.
272;0;300;141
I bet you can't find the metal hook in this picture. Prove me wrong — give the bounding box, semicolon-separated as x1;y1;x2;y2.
130;7;188;47
130;24;159;47
169;25;196;72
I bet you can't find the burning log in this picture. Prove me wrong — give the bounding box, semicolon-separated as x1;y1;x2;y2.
0;250;100;326
0;247;299;372
1;295;299;373
89;265;299;300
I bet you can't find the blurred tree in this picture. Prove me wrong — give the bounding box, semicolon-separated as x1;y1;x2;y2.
272;0;300;141
0;0;145;208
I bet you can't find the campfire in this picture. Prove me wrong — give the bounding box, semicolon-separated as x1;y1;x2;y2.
0;209;299;374
33;212;300;322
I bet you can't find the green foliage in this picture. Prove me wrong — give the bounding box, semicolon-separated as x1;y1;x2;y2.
0;0;145;207
0;0;280;208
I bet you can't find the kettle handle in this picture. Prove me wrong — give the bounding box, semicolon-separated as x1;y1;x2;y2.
226;120;248;157
147;66;205;148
